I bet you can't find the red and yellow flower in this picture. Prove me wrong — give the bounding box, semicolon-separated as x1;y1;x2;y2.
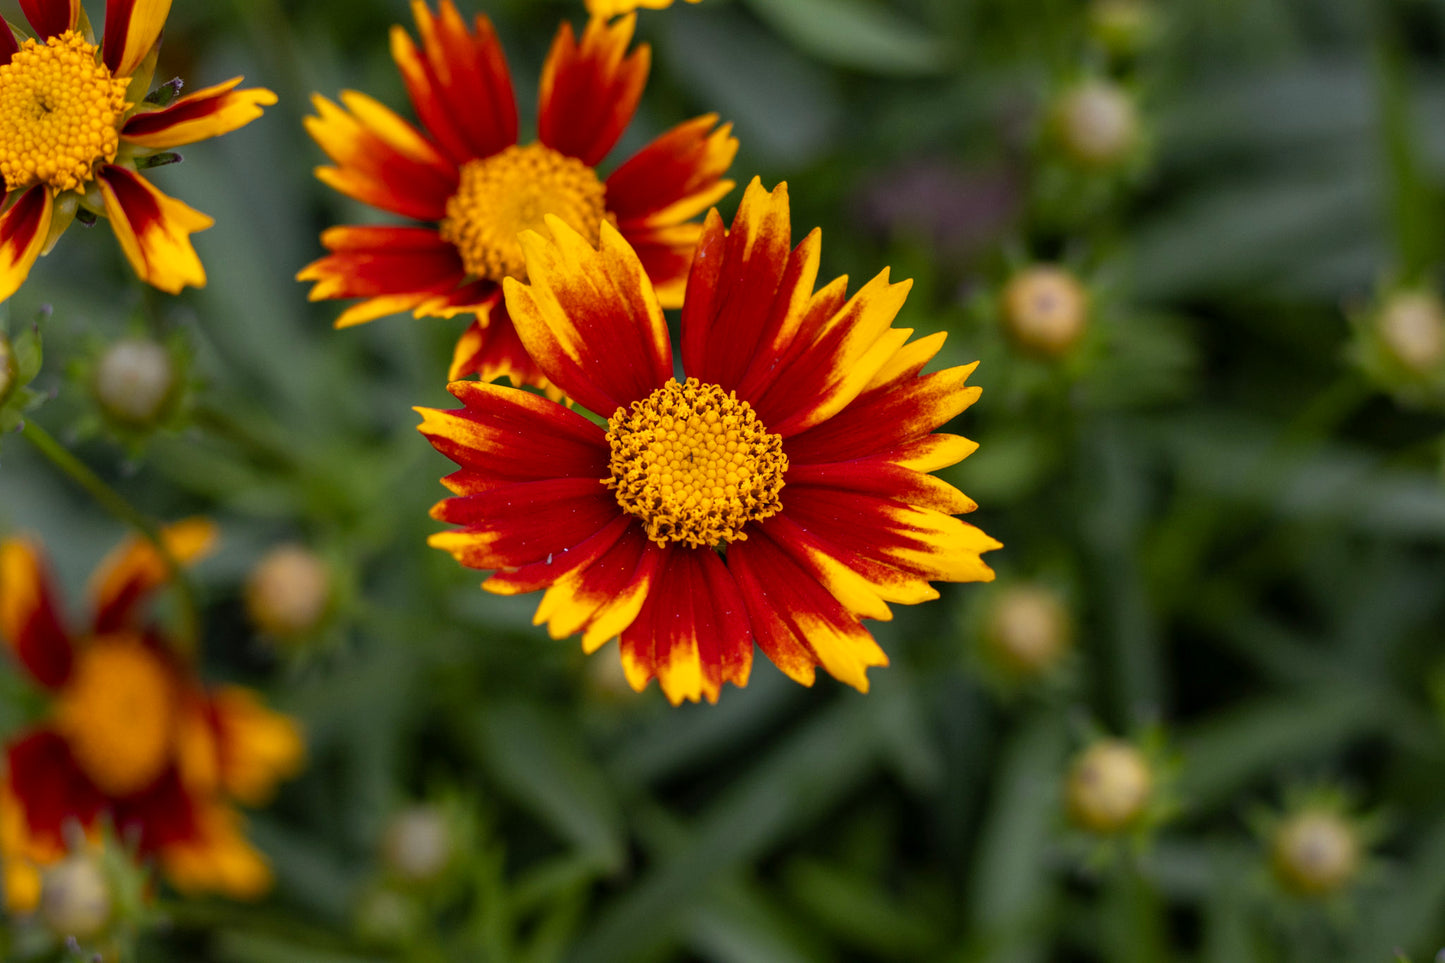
298;0;737;393
418;179;1000;705
0;520;304;911
0;0;276;300
586;0;703;19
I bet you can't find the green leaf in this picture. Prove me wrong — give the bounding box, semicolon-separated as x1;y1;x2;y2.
740;0;951;75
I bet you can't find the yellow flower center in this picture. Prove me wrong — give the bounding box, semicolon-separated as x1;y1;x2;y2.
0;32;130;193
56;636;176;797
440;143;609;282
605;378;788;549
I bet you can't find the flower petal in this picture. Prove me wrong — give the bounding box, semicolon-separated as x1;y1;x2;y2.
121;77;276;149
89;517;216;635
537;14;649;167
209;686;304;807
533;524;665;650
392;0;517;163
305;92;457;221
588;0;702;15
6;730;105;849
19;0;80;40
447;302;556;395
296;225;469;309
0;186;54;303
159;799;271;899
504;217;672;417
621;222;700;309
101;0;172;77
97;165;213;293
0;539;74;689
728;530;888;692
608;114;737;231
428;479;620;575
618;546;751;704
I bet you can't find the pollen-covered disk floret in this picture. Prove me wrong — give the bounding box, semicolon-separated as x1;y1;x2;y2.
0;31;131;193
441;143;609;282
605;378;788;549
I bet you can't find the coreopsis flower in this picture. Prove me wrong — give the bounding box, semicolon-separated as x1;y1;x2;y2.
587;0;702;18
299;1;736;393
418;179;1000;704
0;0;276;300
0;520;304;910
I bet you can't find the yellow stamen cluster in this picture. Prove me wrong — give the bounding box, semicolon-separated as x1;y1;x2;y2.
56;636;176;797
440;143;609;282
0;32;129;193
606;378;787;549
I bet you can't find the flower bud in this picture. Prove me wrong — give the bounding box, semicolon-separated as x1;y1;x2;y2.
1271;809;1360;897
38;854;111;941
0;335;14;405
1376;290;1445;374
1066;740;1153;834
983;585;1072;676
1001;265;1089;356
381;806;451;884
355;887;417;946
1053;80;1139;167
92;338;176;426
246;544;332;639
1089;0;1154;58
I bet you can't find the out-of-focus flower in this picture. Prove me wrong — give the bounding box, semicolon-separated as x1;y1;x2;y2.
1051;80;1140;168
38;852;111;940
91;337;176;427
381;806;451;884
1001;265;1090;356
1089;0;1156;59
299;1;737;394
981;583;1072;677
0;521;305;910
1376;290;1445;374
1270;808;1362;898
0;0;275;299
1066;739;1153;834
1349;286;1445;406
245;544;332;640
418;179;999;704
588;0;702;18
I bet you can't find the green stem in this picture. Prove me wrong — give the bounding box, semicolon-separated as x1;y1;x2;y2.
20;419;201;655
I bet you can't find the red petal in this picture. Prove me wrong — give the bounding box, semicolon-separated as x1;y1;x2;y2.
6;730;105;848
622;222;700;309
112;767;199;854
102;0;171;76
0;539;74;690
0;186;54;303
297;225;468;302
121;77;276;149
393;0;518;163
619;546;751;704
19;0;79;39
89;518;216;635
482;513;631;596
533;524;664;649
537;15;649;167
428;479;620;573
447;302;555;395
607;114;737;230
305;92;457;221
505;218;672;418
97;165;213;294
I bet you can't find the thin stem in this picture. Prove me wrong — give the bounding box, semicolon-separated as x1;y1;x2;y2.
20;419;201;655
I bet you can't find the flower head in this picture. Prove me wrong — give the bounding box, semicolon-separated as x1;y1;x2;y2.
0;520;304;910
0;0;276;300
299;1;737;394
418;179;999;704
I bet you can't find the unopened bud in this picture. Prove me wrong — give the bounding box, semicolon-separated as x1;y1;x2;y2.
1066;740;1153;834
1090;0;1153;57
0;336;14;405
92;338;175;426
246;545;332;639
983;585;1071;676
1054;80;1139;167
1002;265;1089;356
38;854;111;941
1271;809;1360;897
1377;291;1445;373
381;806;451;884
355;887;416;946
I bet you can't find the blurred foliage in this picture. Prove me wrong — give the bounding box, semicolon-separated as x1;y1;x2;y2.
4;0;1445;961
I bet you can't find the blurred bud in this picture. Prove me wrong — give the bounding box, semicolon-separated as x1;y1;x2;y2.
1053;80;1139;167
38;854;111;941
1376;290;1445;374
246;544;332;639
1002;265;1089;356
92;338;176;427
355;887;417;946
983;584;1072;676
1066;739;1153;834
1089;0;1154;58
0;335;14;405
381;806;451;884
1271;809;1361;897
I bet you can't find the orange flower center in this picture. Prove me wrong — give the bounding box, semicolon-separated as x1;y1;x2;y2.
440;143;609;282
605;378;787;549
56;635;175;797
0;31;129;193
